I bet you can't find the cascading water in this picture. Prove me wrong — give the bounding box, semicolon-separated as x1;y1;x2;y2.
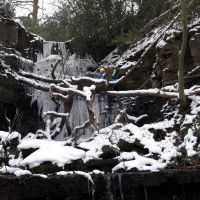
29;40;117;139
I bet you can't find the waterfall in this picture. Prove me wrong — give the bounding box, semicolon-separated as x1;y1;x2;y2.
29;40;117;139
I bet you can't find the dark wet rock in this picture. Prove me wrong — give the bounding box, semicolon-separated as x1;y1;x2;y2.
0;98;44;137
0;173;93;200
0;16;34;57
125;96;167;125
30;162;62;174
25;160;86;174
100;145;120;159
4;54;22;72
118;139;149;155
21;148;39;159
150;128;166;141
118;139;134;152
1;170;200;200
65;159;86;172
0;17;44;135
86;159;119;172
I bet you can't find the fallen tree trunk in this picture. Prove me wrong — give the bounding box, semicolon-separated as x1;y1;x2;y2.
104;89;178;99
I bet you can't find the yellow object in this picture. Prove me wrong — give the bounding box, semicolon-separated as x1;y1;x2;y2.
99;67;105;73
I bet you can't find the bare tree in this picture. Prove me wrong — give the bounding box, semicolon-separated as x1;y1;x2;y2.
12;0;39;28
178;0;188;111
32;0;39;28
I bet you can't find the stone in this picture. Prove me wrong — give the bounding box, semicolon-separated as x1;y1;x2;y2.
86;159;119;172
21;148;39;159
4;54;22;72
150;128;166;141
1;171;200;200
100;145;119;159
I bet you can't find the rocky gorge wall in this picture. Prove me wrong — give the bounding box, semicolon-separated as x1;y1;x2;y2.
0;17;44;135
102;13;200;90
0;170;200;200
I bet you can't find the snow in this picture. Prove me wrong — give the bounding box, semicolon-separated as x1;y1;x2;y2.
113;152;166;172
0;166;32;177
190;96;200;115
103;26;165;70
1;86;200;174
90;170;104;175
79;133;112;162
183;115;196;125
78;119;179;171
14;169;32;177
0;131;21;143
33;174;48;179
19;139;85;168
183;129;197;157
18;139;66;150
2;15;200;175
57;171;94;184
156;39;167;49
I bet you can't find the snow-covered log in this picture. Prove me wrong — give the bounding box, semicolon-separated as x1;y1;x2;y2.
104;89;178;99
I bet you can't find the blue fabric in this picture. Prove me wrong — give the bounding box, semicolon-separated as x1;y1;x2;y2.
109;75;115;82
98;73;105;79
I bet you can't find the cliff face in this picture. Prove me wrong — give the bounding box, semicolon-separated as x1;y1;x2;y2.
0;17;34;56
0;16;43;134
1;171;200;200
102;13;200;90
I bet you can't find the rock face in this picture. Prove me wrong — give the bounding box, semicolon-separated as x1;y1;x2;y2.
0;170;200;200
0;17;44;135
0;17;34;56
103;17;200;89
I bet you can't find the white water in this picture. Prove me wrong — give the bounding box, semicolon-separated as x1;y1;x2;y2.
29;41;117;139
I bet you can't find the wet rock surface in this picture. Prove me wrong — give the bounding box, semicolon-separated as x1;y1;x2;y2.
0;170;200;200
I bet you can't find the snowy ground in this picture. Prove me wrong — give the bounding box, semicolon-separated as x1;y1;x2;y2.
0;90;199;177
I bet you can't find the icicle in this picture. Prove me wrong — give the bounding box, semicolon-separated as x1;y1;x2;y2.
28;40;117;139
118;174;124;200
87;178;95;200
105;175;114;200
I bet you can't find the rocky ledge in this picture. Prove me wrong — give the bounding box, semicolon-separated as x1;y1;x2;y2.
0;170;200;200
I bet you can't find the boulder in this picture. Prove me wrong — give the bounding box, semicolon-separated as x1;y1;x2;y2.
100;145;120;159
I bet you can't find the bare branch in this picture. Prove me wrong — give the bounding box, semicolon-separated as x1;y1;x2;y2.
19;71;63;84
51;58;62;79
44;111;70;118
72;99;95;142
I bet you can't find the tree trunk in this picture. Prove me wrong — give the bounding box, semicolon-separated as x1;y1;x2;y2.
32;0;39;29
178;0;188;111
